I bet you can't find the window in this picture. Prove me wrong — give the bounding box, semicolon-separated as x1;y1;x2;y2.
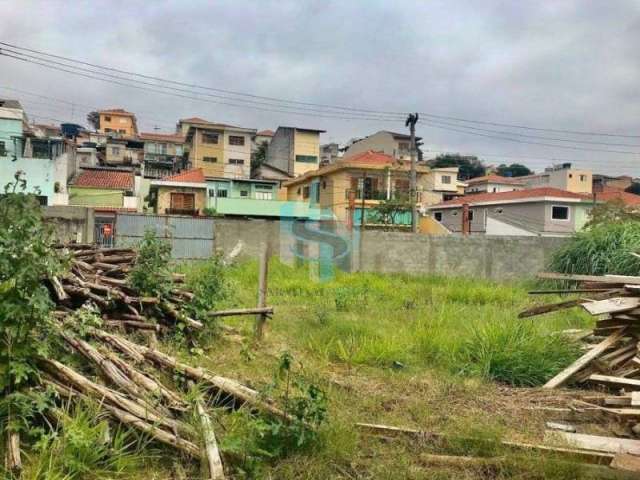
208;189;216;198
0;141;6;156
170;192;195;210
203;156;217;163
111;147;120;155
104;128;113;133
255;191;273;200
580;174;587;182
441;175;452;184
119;118;127;124
492;187;497;192
118;129;126;134
551;205;569;220
434;211;443;222
229;158;244;165
322;181;326;189
295;155;318;163
229;135;245;146
202;132;219;144
159;143;167;154
398;142;410;151
569;173;573;178
303;186;310;199
104;116;111;122
468;210;474;221
240;190;249;197
217;189;228;198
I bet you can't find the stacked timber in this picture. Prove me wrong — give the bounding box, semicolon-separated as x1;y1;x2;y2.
12;244;281;479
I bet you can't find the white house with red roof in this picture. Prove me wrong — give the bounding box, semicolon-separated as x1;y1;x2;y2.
464;174;526;194
426;187;593;236
148;168;208;215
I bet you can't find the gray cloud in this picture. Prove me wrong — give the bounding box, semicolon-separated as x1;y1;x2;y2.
1;0;639;174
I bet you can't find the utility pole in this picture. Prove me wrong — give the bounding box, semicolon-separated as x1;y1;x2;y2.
406;113;419;233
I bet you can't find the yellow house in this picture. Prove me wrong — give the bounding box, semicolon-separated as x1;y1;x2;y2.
98;108;138;137
149;168;208;215
184;120;256;179
283;150;431;227
263;126;325;178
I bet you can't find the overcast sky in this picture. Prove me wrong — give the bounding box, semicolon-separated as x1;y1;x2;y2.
1;0;639;175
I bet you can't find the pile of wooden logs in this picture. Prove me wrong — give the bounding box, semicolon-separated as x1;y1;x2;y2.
7;244;281;479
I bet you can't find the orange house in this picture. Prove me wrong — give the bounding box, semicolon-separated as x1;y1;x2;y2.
98;108;138;137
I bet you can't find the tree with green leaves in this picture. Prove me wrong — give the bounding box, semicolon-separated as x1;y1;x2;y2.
427;154;485;180
251;141;269;176
86;111;100;131
495;163;533;177
128;229;173;298
370;191;412;229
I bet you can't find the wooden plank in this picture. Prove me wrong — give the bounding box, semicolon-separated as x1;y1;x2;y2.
538;272;640;284
254;243;269;340
631;391;640;407
208;307;274;318
583;298;640;316
543;329;627;389
611;453;640;473
528;289;612;295
545;431;640;455
519;289;623;318
589;374;640;390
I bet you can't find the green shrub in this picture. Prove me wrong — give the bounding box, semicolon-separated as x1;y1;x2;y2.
456;319;581;386
129;229;172;298
550;221;640;276
184;255;228;323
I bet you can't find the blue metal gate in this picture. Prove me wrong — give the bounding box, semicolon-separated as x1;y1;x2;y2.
114;213;214;259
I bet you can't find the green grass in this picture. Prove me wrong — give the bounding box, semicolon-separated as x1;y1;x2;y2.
223;259;590;387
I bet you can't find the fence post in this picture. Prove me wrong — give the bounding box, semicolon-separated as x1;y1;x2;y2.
255;243;270;340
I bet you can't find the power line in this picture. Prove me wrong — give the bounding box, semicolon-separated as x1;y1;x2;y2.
3;40;639;139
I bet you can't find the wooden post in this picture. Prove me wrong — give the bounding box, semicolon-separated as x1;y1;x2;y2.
255;243;269;340
462;203;470;235
5;430;21;474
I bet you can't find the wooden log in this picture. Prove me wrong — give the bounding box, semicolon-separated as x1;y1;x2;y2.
208;307;274;318
588;374;640;390
5;430;21;473
255;243;269;340
543;328;627;389
528;289;613;295
104;320;160;332
537;272;640;285
91;330;291;421
50;276;69;301
160;301;203;330
190;382;225;479
611;453;640;473
544;431;640;455
519;290;624;318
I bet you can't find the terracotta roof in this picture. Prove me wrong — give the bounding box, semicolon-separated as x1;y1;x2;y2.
165;168;206;183
256;129;275;137
138;132;185;143
73;169;134;190
99;108;135;117
432;187;588;207
466;174;525;185
342;150;394;165
179;117;210;124
596;187;640;206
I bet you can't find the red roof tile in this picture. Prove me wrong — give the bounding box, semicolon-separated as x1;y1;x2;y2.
179;117;209;124
596;187;640;206
99;108;135;117
165;168;206;183
344;150;394;165
138;132;185;143
74;169;134;190
466;174;526;185
433;187;588;207
256;129;275;137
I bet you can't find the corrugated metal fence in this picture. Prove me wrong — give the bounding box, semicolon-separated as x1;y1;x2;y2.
115;213;215;259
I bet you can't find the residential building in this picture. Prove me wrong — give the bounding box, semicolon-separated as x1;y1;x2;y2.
253;163;294;182
342;130;422;161
283;150;432;226
31;123;62;138
422;167;466;205
520;164;592;194
465;174;526;194
98;108;138;137
265;126;325;177
320;143;341;165
104;138;144;166
176;117;209;136
427;187;592;237
593;174;636;193
253;129;274;149
139;132;186;179
185;120;256;179
68;167;137;209
149;168;207;215
593;186;640;206
76;144;99;168
0;99;75;205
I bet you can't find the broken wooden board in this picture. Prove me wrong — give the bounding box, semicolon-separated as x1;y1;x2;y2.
589;374;640;391
611;453;640;474
631;391;640;407
544;431;640;456
543;329;627;389
518;289;624;318
538;272;640;285
582;298;640;316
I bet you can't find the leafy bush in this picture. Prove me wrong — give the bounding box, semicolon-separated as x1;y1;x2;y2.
550;221;640;276
184;255;228;323
129;229;172;297
456;319;581;386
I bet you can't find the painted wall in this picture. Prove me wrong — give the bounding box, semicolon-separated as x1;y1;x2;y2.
190;128;251;179
343;131;407;160
99;113;136;136
466;182;524;194
266;127;293;175
156;186;207;214
293;130;320;176
69;187;124;207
